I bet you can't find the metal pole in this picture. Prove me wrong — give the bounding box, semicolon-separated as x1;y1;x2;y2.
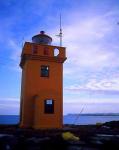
60;14;62;47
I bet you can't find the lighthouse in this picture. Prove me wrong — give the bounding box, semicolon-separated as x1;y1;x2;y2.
19;31;67;129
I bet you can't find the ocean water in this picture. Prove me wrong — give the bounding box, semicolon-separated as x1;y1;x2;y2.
0;115;20;124
0;115;119;125
64;114;119;125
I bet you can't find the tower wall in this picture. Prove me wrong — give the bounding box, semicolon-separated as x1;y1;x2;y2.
20;42;66;129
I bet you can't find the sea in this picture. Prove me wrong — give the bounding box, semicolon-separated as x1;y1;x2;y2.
0;114;119;125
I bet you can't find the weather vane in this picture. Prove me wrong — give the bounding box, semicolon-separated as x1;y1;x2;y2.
56;14;63;47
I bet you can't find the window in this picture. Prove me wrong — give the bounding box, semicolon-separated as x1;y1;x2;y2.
44;47;49;55
41;66;49;77
54;48;59;56
44;99;54;114
32;45;38;54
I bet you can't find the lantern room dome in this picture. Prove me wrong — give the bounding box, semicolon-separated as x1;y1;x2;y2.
32;31;52;45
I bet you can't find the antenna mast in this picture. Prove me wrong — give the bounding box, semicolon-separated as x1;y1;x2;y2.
59;14;62;47
56;14;63;47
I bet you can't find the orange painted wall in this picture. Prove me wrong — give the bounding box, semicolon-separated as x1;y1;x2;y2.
20;42;66;129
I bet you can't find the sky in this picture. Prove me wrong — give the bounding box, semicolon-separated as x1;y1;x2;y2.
0;0;119;115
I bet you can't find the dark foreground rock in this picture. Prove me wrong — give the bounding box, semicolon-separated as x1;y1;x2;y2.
0;121;119;150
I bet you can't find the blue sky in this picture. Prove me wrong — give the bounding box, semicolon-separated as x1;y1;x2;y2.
0;0;119;115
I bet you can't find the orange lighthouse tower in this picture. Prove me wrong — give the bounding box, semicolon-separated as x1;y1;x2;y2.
19;31;66;129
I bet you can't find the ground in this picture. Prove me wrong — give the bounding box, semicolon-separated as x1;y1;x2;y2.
0;121;119;150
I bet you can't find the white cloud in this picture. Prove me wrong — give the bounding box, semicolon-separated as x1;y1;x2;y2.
8;39;21;61
0;98;20;115
6;39;21;72
0;97;19;101
65;77;119;95
63;102;119;115
64;96;119;104
2;8;119;74
50;9;119;73
0;103;19;108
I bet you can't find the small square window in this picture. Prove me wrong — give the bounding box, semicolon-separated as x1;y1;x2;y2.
41;66;49;77
44;47;49;55
44;99;54;114
32;45;38;54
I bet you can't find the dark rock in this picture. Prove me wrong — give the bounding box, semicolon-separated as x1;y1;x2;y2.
40;135;68;150
67;146;100;150
67;145;82;150
0;122;119;150
27;136;50;144
101;138;119;150
68;140;86;145
15;135;27;150
0;134;18;150
103;121;119;129
25;137;50;150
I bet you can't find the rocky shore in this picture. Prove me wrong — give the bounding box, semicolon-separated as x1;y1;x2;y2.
0;121;119;150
